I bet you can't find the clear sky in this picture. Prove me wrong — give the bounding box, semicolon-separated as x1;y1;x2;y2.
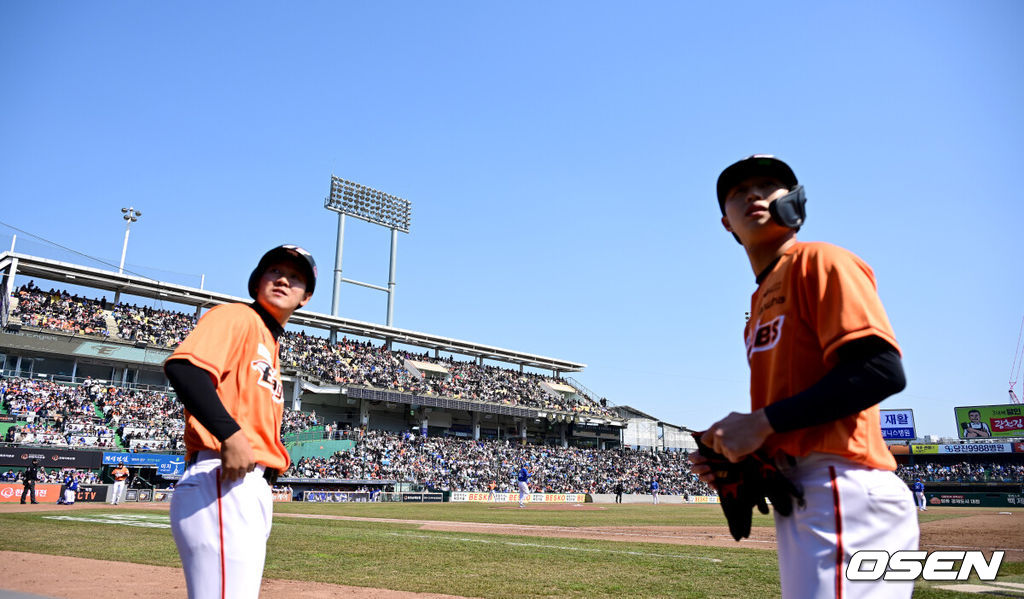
2;2;1022;439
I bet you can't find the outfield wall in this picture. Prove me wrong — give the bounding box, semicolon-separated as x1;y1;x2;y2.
590;494;720;504
924;491;1024;508
450;492;589;503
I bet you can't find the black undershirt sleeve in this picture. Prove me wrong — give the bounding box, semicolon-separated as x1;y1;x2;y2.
762;336;906;433
164;359;241;442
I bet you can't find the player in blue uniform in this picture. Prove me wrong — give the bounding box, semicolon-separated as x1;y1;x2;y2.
64;474;79;505
912;478;926;512
650;478;660;505
57;472;70;505
517;465;530;508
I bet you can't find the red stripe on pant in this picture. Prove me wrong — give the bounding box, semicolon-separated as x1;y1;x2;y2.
830;466;844;599
217;470;226;599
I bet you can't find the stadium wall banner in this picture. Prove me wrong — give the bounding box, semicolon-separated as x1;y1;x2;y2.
449;492;588;503
0;447;102;468
0;483;62;503
879;409;916;440
689;495;722;504
925;492;1024;508
954;404;1024;439
74;485;108;503
0;414;15;423
103;452;186;476
400;493;444;503
118;488;153;502
153;489;173;503
910;443;1013;455
304;491;372;503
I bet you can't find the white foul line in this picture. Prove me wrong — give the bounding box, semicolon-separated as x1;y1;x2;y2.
386;532;723;562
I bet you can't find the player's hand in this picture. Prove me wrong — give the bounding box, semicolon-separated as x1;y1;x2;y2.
700;409;774;463
688;452;714;483
219;430;257;482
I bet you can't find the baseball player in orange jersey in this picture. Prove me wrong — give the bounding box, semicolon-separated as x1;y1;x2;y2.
690;156;918;599
164;245;315;599
110;461;129;505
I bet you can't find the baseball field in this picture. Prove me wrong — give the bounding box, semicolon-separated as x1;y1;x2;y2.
0;501;1022;598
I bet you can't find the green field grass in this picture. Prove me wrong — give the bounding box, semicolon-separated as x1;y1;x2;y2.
0;504;1020;598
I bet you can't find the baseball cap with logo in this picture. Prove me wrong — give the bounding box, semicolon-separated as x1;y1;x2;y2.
716;155;798;215
248;245;318;299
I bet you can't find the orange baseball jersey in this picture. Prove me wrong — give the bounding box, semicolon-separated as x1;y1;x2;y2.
167;303;290;472
112;465;129;481
745;241;899;471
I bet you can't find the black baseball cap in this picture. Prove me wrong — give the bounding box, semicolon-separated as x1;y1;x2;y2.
716;155;798;215
248;245;318;299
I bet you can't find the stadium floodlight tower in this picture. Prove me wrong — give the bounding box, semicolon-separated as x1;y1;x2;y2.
114;207;141;305
324;176;411;336
118;207;142;275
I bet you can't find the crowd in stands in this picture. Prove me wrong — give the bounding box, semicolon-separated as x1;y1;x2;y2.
282;408;319;436
10;282;109;337
5;366;1024;497
897;462;1024;483
1;467;101;485
7;284;614;418
286;430;714;496
112;303;196;348
279;332;614;417
89;378;186;451
1;377;118;447
1;376;327;451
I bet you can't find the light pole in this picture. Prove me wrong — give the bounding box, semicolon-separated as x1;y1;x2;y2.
118;207;141;274
324;176;411;338
113;207;141;307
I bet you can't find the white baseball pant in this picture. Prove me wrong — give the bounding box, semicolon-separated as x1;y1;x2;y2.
170;450;273;599
111;480;126;504
518;481;529;506
774;453;919;599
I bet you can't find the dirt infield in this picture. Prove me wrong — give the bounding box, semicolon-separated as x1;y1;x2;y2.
1;503;1021;598
0;551;477;599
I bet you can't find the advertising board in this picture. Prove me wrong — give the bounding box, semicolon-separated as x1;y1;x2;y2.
880;409;916;440
0;448;102;468
0;483;61;503
954;404;1024;439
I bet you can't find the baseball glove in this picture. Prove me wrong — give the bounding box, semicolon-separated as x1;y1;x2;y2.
691;431;804;541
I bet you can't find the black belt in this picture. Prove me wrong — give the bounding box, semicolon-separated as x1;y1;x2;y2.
184;453;278;485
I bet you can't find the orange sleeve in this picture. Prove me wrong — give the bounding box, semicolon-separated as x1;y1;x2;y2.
799;245;900;367
168;304;251;380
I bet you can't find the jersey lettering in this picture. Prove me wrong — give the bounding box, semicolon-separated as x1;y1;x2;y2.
251;359;284;404
758;294;786;314
747;315;784;359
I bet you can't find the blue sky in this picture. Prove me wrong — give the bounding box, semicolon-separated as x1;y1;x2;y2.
2;2;1022;439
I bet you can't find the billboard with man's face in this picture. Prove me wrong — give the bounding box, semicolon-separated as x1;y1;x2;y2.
954;404;1024;439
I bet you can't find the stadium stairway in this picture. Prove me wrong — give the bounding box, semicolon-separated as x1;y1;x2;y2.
103;311;119;339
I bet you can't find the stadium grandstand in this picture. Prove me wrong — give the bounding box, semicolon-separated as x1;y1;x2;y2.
3;250;1021;505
